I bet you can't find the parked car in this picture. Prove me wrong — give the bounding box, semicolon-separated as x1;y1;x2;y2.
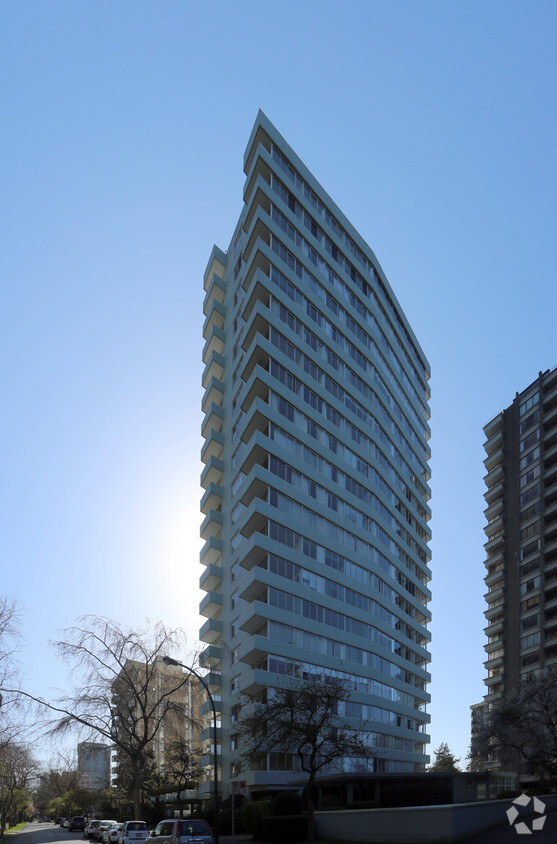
108;824;123;844
63;819;72;829
102;824;121;844
85;821;101;840
55;818;64;826
118;821;149;844
69;817;86;832
95;821;117;842
150;819;214;844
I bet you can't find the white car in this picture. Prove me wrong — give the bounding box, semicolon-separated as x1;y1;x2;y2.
108;824;123;844
96;821;117;842
102;824;120;844
118;821;150;844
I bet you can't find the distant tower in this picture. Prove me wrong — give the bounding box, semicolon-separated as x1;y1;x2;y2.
199;111;432;800
77;742;111;789
479;367;557;767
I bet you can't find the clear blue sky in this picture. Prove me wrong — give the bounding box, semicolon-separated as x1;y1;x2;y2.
2;0;557;768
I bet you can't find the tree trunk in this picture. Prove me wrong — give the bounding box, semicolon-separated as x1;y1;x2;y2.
306;776;315;844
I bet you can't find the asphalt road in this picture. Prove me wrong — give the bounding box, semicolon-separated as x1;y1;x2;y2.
8;825;88;844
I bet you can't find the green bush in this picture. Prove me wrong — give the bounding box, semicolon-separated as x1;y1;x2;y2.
258;814;306;843
241;799;273;835
497;789;521;799
217;807;243;835
272;791;304;816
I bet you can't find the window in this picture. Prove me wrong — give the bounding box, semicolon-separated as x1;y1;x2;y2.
520;483;540;506
520;446;540;470
520;465;540;488
520;393;539;416
520;539;540;560
521;614;538;631
520;410;540;435
520;429;540;452
520;521;540;542
520;576;540;596
520;631;540;649
521;652;540;667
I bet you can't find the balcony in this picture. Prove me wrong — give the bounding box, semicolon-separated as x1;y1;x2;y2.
200;482;224;515
239;431;269;475
199;724;222;744
239;465;269;508
484;532;504;556
199;644;222;669
201;402;224;439
199;618;223;644
203;249;226;293
240;399;269;443
241;273;271;323
484;618;504;637
484;603;505;621
203;298;226;337
202;324;225;360
241;330;271;382
484;428;504;455
200;455;224;490
484;569;504;589
484;462;504;489
484;446;504;474
241;367;271;412
485;480;504;506
484;514;504;539
200;509;223;542
201;429;224;465
238;600;270;635
238;668;267;696
484;497;504;522
200;563;223;592
200;697;221;718
203;271;226;313
544;442;557;469
484;412;503;440
202;350;226;390
200;535;223;568
545;479;557;506
236;532;274;571
544;412;557;448
199;591;223;620
202;376;225;414
238;634;269;666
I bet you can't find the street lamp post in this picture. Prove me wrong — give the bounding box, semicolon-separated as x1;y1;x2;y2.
162;655;218;844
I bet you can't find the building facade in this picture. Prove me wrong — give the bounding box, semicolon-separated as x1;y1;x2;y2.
111;658;200;784
77;741;112;789
481;368;557;724
199;111;432;798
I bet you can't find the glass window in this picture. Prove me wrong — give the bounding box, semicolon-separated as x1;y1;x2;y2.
520;393;539;416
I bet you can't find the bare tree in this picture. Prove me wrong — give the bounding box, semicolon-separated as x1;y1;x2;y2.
0;596;22;747
471;667;557;784
1;616;193;818
238;677;373;844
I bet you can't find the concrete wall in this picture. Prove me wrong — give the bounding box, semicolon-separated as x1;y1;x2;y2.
313;794;557;843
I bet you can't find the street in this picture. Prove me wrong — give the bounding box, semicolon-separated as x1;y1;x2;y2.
6;825;86;844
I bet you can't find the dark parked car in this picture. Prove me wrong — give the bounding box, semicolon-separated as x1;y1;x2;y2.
69;818;87;832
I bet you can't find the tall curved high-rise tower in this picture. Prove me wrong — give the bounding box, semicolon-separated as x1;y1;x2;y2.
198;111;432;801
